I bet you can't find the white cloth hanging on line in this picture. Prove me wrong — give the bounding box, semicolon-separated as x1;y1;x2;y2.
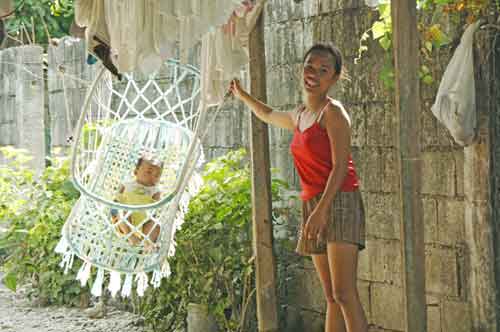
74;0;243;74
364;0;388;8
0;0;14;17
74;0;109;51
200;0;266;106
431;21;480;146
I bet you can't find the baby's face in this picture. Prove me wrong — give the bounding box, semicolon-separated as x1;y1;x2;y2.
135;160;162;187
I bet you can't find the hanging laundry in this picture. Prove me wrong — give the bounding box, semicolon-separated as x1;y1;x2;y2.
69;18;122;79
75;0;110;52
431;21;480;146
201;0;266;106
0;0;13;17
73;0;243;75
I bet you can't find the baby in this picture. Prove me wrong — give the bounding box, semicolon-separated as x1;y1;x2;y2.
111;157;163;248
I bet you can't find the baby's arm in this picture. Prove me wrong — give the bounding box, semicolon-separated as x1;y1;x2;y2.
112;185;133;235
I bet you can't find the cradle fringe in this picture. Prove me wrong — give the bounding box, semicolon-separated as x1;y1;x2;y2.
135;272;149;297
76;261;92;287
108;271;122;298
121;273;133;298
91;268;105;297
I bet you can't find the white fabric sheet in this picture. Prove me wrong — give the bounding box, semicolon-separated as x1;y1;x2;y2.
74;0;266;106
74;0;243;74
200;0;265;106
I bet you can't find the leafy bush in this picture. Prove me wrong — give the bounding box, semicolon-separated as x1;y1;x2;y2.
0;147;296;329
0;147;89;306
137;149;292;332
4;0;74;46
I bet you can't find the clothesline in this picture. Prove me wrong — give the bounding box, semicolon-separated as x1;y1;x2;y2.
0;60;93;85
74;0;266;106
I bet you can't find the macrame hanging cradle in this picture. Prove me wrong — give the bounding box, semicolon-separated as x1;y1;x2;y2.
55;59;207;298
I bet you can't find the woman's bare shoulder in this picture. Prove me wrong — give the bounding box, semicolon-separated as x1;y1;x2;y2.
326;98;351;127
291;103;305;125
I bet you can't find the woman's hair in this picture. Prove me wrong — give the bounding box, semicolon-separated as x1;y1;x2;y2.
302;43;349;81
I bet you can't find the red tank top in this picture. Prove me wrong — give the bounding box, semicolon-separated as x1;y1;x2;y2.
290;102;359;201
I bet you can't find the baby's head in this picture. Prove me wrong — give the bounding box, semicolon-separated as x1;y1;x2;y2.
134;158;163;187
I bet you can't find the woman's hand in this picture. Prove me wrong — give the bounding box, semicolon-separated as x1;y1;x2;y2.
304;208;328;242
227;79;295;130
229;79;247;100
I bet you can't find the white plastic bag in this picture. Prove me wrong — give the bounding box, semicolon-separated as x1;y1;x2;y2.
365;0;387;8
431;21;480;146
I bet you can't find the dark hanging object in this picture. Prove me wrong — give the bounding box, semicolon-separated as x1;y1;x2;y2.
0;20;5;46
69;19;122;80
91;36;123;80
87;54;98;65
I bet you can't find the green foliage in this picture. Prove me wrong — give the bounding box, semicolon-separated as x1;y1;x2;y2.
81;120;114;148
0;147;296;327
355;3;394;90
137;149;292;332
356;0;489;90
0;147;87;306
4;0;74;45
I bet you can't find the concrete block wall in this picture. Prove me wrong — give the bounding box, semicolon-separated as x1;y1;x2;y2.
47;37;99;147
492;24;500;332
0;45;45;171
261;1;495;331
0;47;18;147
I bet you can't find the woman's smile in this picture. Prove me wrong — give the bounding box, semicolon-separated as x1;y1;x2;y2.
304;77;320;89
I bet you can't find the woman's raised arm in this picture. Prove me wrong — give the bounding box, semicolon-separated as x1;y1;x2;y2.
229;79;295;130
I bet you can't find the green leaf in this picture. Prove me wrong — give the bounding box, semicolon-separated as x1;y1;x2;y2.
378;4;391;19
422;75;434;85
379;36;392;50
435;32;451;47
3;272;17;291
425;41;433;52
372;21;388;39
420;65;430;74
429;25;451;47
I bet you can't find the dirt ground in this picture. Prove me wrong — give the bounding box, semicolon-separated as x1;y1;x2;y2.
0;272;147;332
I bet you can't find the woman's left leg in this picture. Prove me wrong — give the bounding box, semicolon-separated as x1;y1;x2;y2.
327;242;368;332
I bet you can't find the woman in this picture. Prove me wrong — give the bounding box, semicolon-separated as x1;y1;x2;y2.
229;43;368;332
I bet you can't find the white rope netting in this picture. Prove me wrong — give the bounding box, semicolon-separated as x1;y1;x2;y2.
55;59;209;297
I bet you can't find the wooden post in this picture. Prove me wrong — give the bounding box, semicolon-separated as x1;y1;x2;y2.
248;8;280;332
464;25;497;331
391;1;427;332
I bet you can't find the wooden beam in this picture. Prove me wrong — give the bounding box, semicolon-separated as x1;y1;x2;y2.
248;8;279;332
391;1;427;332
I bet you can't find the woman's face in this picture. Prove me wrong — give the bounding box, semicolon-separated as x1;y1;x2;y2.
302;51;339;97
